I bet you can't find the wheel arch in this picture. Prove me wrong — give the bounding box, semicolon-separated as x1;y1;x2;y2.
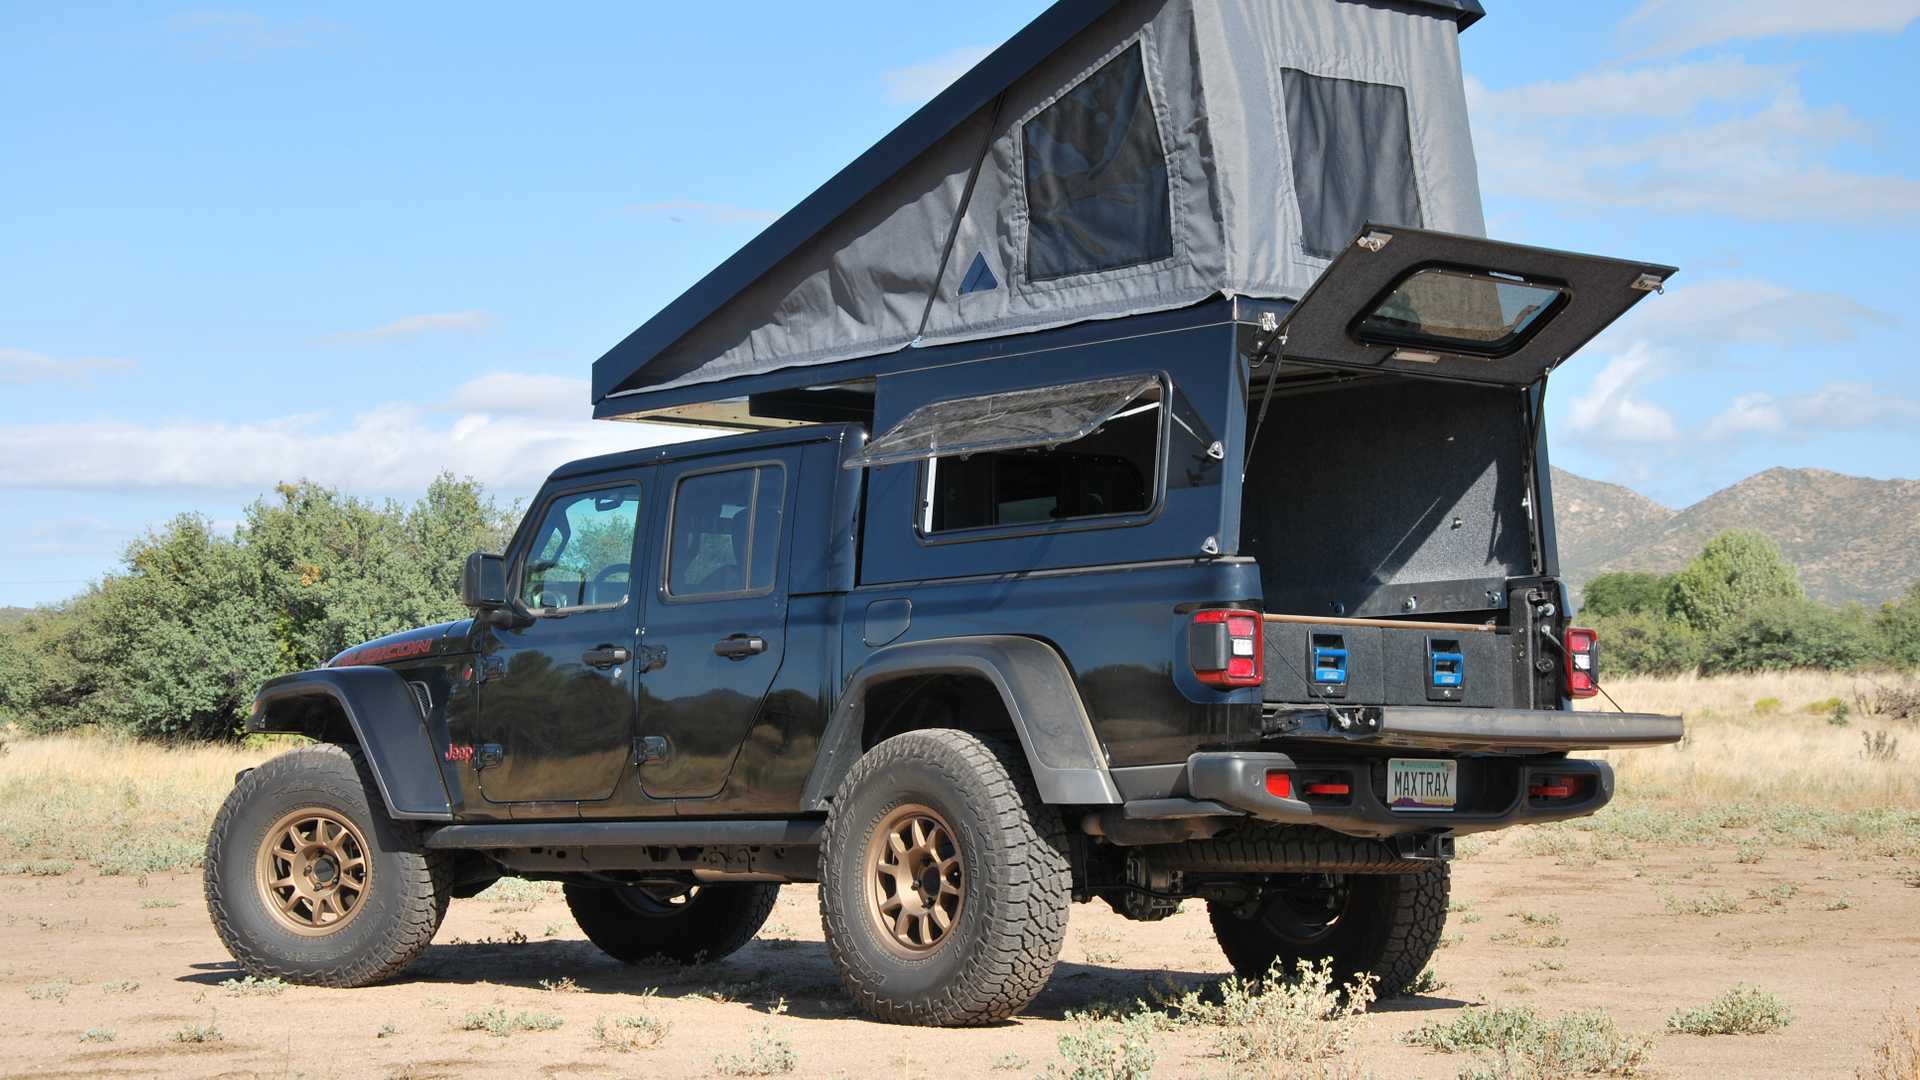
802;635;1120;809
247;668;454;821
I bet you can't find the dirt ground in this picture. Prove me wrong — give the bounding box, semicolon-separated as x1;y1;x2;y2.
3;825;1914;1079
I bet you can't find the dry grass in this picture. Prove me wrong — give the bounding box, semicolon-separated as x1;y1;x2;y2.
1583;672;1920;810
0;734;271;874
1860;1002;1920;1080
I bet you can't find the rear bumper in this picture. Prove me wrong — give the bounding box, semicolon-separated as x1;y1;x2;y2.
1262;704;1683;753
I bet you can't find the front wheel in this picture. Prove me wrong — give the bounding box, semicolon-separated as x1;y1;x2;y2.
204;744;450;987
564;881;779;965
1208;865;1450;995
818;729;1071;1026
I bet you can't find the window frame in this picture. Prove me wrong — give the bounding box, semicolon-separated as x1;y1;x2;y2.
507;478;646;618
659;459;789;604
911;372;1171;546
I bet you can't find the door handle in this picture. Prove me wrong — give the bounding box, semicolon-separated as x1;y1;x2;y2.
582;645;630;668
713;634;767;660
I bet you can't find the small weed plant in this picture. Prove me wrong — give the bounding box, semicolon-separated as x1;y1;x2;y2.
1857;1002;1920;1080
1046;1011;1158;1080
590;997;670;1053
1665;985;1794;1035
713;1000;796;1076
220;975;289;997
459;1006;564;1038
25;978;72;1002
79;1027;115;1043
1404;1004;1652;1077
172;1019;225;1043
1165;958;1375;1079
1663;891;1740;916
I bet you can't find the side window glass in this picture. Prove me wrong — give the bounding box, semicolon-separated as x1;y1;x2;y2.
669;466;785;598
519;484;641;611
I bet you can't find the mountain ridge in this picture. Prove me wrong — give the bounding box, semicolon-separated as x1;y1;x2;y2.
1553;466;1920;607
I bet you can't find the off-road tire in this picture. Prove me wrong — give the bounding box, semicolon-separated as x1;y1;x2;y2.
1208;864;1450;996
204;743;451;987
564;882;779;965
818;729;1071;1026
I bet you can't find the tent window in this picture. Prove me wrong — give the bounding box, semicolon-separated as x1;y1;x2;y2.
1281;69;1423;260
1023;43;1173;281
923;382;1161;534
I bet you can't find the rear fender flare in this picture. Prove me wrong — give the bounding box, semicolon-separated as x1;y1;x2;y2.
803;635;1120;809
248;667;454;821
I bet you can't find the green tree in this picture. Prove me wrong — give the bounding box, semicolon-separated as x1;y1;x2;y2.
1876;582;1920;670
1666;530;1804;634
1700;598;1872;675
1587;611;1704;677
1581;572;1671;618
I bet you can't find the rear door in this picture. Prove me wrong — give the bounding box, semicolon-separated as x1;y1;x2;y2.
635;451;798;800
1270;225;1676;384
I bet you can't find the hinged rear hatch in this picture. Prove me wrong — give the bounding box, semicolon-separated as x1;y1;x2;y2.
1269;225;1677;384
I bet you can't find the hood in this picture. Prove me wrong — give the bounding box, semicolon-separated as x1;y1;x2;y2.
327;619;476;668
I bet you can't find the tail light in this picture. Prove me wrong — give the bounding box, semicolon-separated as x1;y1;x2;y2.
1191;609;1263;689
1564;626;1598;699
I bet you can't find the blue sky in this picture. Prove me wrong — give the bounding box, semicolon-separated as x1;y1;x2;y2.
2;1;1916;606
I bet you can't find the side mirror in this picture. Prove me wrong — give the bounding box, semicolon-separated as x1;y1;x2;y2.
460;552;509;610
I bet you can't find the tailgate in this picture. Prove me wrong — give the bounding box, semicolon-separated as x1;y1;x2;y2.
1265;704;1683;753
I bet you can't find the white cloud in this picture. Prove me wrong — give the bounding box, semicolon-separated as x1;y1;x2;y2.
1703;382;1920;440
1593;278;1892;352
317;310;495;345
1472;67;1920;221
1466;57;1794;120
444;372;584;419
1622;0;1920;57
1565;342;1681;443
0;347;135;385
0;375;701;498
620;201;781;226
880;45;994;105
166;9;344;53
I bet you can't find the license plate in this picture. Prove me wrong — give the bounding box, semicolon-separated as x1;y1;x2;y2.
1388;758;1457;812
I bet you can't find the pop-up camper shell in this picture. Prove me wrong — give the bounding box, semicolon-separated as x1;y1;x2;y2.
589;0;1676;641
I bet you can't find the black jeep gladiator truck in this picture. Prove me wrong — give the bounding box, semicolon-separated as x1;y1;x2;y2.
204;0;1684;1027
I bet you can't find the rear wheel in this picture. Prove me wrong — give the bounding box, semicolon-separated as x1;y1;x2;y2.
564;881;778;965
204;744;450;987
818;729;1071;1026
1208;865;1449;995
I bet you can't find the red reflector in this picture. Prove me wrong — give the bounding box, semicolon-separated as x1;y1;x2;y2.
1227;657;1255;679
1304;782;1350;796
1265;771;1292;799
1530;785;1573;798
1564;626;1599;699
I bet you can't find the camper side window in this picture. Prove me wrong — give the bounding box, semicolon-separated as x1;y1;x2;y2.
1023;42;1174;281
922;384;1161;534
1280;69;1423;259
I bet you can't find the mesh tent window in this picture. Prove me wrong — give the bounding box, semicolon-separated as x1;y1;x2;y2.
1281;68;1423;259
1023;43;1174;281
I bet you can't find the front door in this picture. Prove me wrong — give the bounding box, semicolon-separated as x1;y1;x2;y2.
476;471;650;806
636;454;795;800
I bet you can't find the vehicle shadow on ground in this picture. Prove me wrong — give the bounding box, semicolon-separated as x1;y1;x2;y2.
176;939;1471;1023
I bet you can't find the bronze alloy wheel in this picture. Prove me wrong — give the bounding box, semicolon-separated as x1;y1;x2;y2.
866;803;965;956
254;806;373;937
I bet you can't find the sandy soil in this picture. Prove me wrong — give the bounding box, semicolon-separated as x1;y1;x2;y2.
3;831;1915;1079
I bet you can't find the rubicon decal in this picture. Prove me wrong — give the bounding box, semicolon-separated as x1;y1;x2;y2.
334;638;436;666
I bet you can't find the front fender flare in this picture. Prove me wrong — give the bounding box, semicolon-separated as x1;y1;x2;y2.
802;635;1121;809
248;667;453;822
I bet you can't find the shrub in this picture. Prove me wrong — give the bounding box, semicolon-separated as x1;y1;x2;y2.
1046;1012;1158;1080
712;1017;797;1076
1168;958;1374;1077
1701;598;1873;675
1667;530;1804;634
1586;611;1703;677
1876;583;1920;671
1665;985;1794;1035
590;1009;670;1053
1582;573;1671;618
1405;1005;1652;1077
1753;697;1783;715
459;1007;564;1038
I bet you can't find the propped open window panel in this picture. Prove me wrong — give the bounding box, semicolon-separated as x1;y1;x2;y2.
847;374;1161;470
1272;225;1677;385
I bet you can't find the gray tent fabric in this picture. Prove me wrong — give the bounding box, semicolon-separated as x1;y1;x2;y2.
597;0;1485;410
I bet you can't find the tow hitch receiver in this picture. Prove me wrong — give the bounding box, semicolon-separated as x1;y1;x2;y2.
1391;833;1455;861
